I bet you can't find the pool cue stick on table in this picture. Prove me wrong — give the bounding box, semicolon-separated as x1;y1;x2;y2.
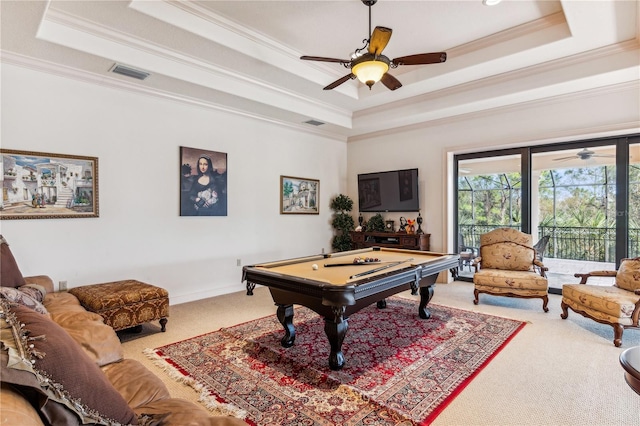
349;258;414;279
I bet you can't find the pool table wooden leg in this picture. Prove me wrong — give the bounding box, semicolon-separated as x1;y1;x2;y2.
276;304;296;348
418;284;434;319
325;306;348;370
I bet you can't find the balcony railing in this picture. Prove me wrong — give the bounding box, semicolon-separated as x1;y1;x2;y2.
459;225;640;263
458;225;518;254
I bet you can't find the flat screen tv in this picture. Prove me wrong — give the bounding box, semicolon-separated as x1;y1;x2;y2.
357;168;420;212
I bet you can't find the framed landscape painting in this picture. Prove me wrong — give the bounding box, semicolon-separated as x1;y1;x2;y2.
280;175;319;215
0;149;99;220
180;146;228;216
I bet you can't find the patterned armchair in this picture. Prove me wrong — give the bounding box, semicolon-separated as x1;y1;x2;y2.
473;228;549;312
561;257;640;347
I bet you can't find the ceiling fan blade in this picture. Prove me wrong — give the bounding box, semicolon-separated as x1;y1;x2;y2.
368;26;392;56
323;74;356;90
300;56;350;64
392;52;447;66
381;73;402;91
552;156;579;162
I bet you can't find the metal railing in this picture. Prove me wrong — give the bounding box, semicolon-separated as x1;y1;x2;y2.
458;224;518;254
459;225;640;263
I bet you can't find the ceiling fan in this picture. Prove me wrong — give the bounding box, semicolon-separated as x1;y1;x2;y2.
552;148;616;162
300;0;447;91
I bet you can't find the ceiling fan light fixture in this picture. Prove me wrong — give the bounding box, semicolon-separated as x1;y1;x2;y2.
352;59;388;89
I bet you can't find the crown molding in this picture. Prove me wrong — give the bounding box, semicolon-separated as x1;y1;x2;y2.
347;80;640;142
0;51;349;143
37;6;353;129
129;0;359;99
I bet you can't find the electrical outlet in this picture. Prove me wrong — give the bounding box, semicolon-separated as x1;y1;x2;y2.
236;259;241;266
59;281;68;291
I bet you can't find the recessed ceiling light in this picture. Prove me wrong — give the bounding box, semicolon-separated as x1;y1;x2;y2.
483;0;502;5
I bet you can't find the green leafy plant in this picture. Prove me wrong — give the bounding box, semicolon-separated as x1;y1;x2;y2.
330;194;355;252
367;213;385;232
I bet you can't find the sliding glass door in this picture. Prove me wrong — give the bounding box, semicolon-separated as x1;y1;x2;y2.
456;152;522;279
454;135;639;293
531;145;616;291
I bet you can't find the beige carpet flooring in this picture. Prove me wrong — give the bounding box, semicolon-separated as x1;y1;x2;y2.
121;281;640;426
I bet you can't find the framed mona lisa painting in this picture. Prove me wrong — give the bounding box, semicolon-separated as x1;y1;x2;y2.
180;147;227;216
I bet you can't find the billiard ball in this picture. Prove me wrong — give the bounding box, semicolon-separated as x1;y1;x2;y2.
312;264;318;270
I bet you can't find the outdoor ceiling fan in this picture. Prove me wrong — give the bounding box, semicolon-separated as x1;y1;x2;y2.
552;148;615;162
300;0;447;91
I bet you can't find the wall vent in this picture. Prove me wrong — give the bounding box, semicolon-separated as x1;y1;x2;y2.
110;64;150;80
304;119;325;126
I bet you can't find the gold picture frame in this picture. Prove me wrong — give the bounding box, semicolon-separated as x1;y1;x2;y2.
0;149;99;220
280;175;319;215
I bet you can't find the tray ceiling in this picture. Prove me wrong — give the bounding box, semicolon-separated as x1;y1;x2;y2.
1;0;638;141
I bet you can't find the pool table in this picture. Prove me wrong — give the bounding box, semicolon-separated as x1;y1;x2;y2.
242;247;459;370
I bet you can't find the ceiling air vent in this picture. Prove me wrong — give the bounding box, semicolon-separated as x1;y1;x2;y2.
304;119;325;126
110;64;150;80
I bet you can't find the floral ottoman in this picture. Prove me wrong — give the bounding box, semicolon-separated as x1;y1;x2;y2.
69;280;168;332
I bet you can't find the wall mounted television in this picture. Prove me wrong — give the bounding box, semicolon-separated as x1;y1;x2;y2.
357;168;420;212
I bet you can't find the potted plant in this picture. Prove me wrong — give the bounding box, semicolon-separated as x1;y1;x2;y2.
367;213;386;232
330;194;355;252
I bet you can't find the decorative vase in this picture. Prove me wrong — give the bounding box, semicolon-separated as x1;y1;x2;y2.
416;213;424;234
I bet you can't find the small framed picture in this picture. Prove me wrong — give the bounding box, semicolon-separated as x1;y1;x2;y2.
280;176;319;215
1;149;99;220
180;147;227;216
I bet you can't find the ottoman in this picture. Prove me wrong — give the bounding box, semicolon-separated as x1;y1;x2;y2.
69;280;169;332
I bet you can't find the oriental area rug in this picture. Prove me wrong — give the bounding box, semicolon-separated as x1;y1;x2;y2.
146;297;525;425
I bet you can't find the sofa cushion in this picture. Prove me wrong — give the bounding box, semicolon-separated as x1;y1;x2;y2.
102;358;171;409
480;242;534;271
0;286;48;315
0;382;46;426
1;300;138;425
616;258;640;292
133;398;248;426
44;292;124;367
0;236;26;288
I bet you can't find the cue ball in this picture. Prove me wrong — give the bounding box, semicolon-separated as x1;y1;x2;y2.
312;264;318;270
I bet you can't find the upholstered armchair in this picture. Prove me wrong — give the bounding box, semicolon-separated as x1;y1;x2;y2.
473;228;549;312
561;257;640;347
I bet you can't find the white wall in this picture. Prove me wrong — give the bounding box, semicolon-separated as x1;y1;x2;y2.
3;64;638;302
348;82;640;256
1;64;347;304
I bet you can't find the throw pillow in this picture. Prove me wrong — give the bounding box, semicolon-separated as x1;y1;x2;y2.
0;287;48;315
3;302;138;425
19;284;47;302
0;236;26;288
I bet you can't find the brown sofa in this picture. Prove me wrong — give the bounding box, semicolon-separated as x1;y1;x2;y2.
1;237;245;426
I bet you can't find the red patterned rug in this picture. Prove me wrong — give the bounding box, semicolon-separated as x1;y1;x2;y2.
146;297;525;425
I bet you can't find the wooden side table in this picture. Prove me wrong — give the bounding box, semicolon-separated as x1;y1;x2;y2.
620;346;640;395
